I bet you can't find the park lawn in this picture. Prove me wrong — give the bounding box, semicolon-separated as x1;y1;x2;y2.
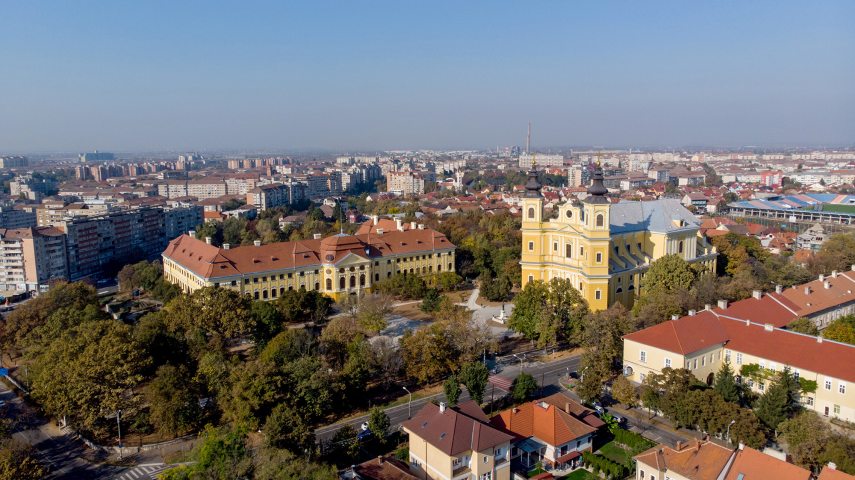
560;470;599;480
597;440;633;467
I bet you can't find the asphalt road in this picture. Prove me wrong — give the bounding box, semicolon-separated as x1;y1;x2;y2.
315;355;582;444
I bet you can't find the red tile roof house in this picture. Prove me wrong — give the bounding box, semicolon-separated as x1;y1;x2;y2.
490;393;603;472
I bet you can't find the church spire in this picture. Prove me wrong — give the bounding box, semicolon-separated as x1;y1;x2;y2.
584;160;609;204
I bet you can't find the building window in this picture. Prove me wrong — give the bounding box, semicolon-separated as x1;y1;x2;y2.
580;246;585;256
359;274;365;287
805;396;814;406
840;382;846;394
595;252;602;263
596;214;604;227
701;356;705;367
725;350;731;362
528;207;535;219
326;278;332;290
678;240;684;254
374;273;379;282
834;404;840;416
693;359;698;369
665;358;671;368
639;351;647;363
350;276;356;288
825;380;832;390
758;382;765;391
736;352;743;365
528;241;534;251
554;242;558;252
566;244;572;258
339;277;345;289
595;289;601;300
528;275;534;283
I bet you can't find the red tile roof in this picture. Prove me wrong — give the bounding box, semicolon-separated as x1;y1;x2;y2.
491;400;597;447
538;392;605;429
818;466;855;480
401;401;513;456
623;310;729;355
723;447;810;480
163;222;454;280
634;441;732;480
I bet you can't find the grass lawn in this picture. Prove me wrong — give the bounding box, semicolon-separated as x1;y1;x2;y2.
560;470;599;480
597;440;633;467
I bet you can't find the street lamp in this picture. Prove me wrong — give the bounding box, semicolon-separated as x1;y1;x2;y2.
116;410;123;460
512;353;525;373
403;386;412;419
725;419;736;444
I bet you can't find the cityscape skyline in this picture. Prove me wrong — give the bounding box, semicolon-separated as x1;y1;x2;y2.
1;1;854;152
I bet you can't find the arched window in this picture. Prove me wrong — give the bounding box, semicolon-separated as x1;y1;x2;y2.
596;214;604;227
326;278;332;290
374;273;379;281
350;276;356;288
437;264;442;272
359;274;365;287
339;277;345;289
314;282;319;291
528;207;535;219
615;288;623;294
678;240;684;254
448;263;452;271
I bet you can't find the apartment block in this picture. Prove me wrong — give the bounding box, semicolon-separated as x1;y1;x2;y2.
0;227;68;293
387;171;427;196
0;156;28;169
0;205;37;229
519;153;564;169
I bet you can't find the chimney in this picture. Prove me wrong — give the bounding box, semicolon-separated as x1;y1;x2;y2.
745;319;750;326
817;336;824;344
804;286;812;295
676;440;684;451
752;290;762;300
205;236;212;245
738;443;745;451
717;299;729;309
764;323;774;332
851;264;855;271
564;403;572;413
377;228;384;235
418;223;425;230
395;218;403;231
439;402;446;413
824;281;831;289
775;284;783;294
704;304;712;311
410;221;416;230
828;462;838;471
819;274;825;282
253;240;261;247
371;214;379;225
832;270;838;278
377;455;384;465
512;407;519;414
223;243;230;250
313;233;322;240
188;230;196;239
688;309;696;316
671;314;679;320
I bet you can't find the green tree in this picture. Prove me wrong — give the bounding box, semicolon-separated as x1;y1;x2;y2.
146;364;200;437
787;318;819;336
713;361;740;403
263;404;314;452
443;375;462;406
0;440;45;480
251;300;285;346
420;288;443;313
779;411;833;471
639;254;696;296
509;279;589;347
459;362;489;405
400;324;452;383
511;373;538;402
611;375;638;407
368;406;391;443
252;447;337;480
813;232;855;274
274;289;333;325
729;407;767;449
164;286;255;341
822;315;855;345
755;382;791;431
161;426;252;480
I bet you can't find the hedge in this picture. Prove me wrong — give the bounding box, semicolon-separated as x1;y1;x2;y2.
581;451;627;480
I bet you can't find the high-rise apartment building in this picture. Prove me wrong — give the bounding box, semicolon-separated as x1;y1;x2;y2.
0;156;29;169
0;227;68;293
387;171;427;196
519;153;564;169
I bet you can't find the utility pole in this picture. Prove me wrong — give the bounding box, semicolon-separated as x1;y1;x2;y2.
116;409;123;460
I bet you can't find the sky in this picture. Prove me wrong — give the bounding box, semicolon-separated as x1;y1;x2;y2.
0;1;853;153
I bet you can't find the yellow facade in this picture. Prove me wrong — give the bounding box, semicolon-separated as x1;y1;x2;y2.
519;167;715;311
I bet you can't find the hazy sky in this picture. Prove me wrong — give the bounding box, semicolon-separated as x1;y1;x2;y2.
1;1;853;152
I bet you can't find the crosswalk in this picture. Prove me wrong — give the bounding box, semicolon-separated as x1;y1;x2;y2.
114;463;173;480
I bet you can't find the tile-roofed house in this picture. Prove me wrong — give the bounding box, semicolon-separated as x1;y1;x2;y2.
623;276;855;421
538;392;605;430
402;401;513;480
818;465;855;480
636;442;813;480
490;399;597;470
722;446;810;480
162;219;456;302
340;456;418;480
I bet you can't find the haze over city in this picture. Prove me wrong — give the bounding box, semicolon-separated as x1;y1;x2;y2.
1;0;854;153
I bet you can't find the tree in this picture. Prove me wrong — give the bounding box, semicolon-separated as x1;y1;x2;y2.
263;404;314;452
640;254;696;296
354;294;392;334
164;286;255;341
480;270;511;302
274;289;333;325
779;411;833;471
420;288;442;313
368;406;391;443
611;375;638;407
713;361;740;404
252;447;337;480
787;318;819;336
822;315;855;345
511;373;538;402
251;300;285;346
400;324;452;383
29;319;150;437
755;382;791;431
160;426;252;480
0;440;45;480
728;407;767;449
813;232;855;274
443;375;461;406
146;364;200;437
458;362;489;405
509;279;589;347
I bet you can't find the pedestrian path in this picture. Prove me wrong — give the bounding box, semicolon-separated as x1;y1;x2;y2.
114;463;173;480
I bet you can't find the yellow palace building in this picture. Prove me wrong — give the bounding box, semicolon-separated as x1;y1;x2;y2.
520;164;716;311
